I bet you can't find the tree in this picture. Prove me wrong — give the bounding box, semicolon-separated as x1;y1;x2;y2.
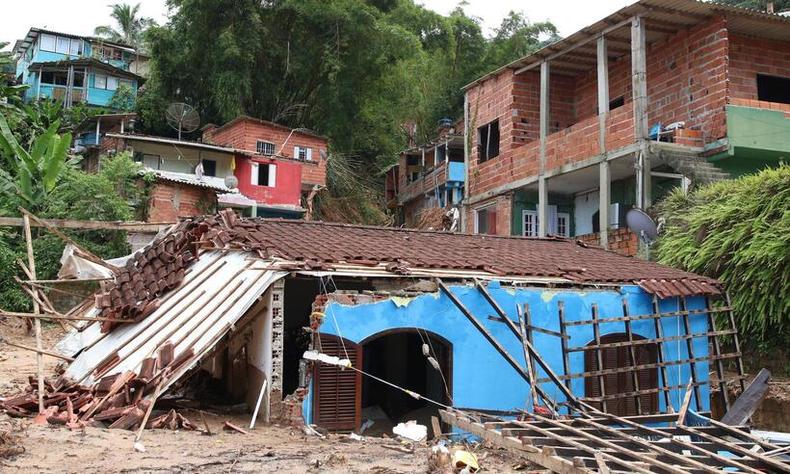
0;115;75;213
94;2;156;48
713;0;790;12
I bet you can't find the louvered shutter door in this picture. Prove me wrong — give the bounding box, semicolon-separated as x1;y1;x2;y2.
635;343;659;413
313;334;362;431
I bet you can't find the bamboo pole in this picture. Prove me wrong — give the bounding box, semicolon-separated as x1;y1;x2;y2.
23;214;45;413
0;310;134;323
0;337;75;362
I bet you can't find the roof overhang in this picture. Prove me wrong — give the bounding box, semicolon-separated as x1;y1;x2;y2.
464;0;790;89
108;133;238;155
29;58;145;82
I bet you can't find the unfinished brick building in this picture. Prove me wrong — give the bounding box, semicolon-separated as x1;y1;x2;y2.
397;0;790;253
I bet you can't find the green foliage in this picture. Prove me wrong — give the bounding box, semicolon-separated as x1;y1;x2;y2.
654;165;790;354
712;0;790;11
94;2;156;48
0;236;29;312
137;0;558;221
0;114;77;213
108;83;137;112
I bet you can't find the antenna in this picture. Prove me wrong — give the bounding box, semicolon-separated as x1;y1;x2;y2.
625;207;659;245
165;102;200;140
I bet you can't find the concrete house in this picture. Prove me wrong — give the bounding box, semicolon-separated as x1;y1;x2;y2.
12;27;146;108
93;116;329;222
390;0;790;254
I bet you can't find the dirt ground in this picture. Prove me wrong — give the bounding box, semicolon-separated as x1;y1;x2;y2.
0;319;531;473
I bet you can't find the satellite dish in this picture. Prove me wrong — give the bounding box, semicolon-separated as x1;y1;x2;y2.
165;102;200;140
224;175;239;189
626;208;658;244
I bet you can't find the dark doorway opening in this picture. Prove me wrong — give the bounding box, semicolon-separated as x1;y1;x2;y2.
584;333;659;416
360;330;452;437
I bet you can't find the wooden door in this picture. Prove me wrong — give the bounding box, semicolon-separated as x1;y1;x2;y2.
312;334;362;431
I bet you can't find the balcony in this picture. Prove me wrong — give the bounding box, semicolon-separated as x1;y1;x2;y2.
726;98;790;164
398;161;465;205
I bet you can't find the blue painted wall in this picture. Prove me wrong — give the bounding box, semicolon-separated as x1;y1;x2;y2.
447;161;465;182
304;282;710;424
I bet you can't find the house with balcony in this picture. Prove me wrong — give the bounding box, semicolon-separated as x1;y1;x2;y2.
94;116;329;221
12;27;146;108
386;120;466;227
459;0;789;254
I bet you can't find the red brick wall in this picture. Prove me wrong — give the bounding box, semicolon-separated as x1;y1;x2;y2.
576;228;638;257
205;118;328;188
729;34;790;102
147;182;216;223
465;16;732;204
465;193;513;235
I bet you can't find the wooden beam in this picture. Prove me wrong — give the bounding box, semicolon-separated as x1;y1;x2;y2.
680;297;702;409
720;368;771;426
22;214;45;413
0;336;74;362
0;310;134;323
518;304;539;408
0;216;170;233
561;306;732;326
515;16;636;74
705;296;730;410
623;300;642;414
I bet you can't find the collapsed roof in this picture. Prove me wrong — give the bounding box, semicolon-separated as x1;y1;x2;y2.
93;210;720;331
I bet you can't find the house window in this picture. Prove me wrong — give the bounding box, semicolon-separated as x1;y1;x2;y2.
56;36;70;54
256;140;275;156
757;74;790;105
69;39;82;56
609;95;625;110
251;162;276;187
557;212;570;237
40;34;56;52
94;74;107;89
201;159;216;177
477;119;500;162
106;76;119;91
436;144;447;163
475;205;497;235
41;71;68;86
294;146;313;161
133;152;161;169
523;210;538;237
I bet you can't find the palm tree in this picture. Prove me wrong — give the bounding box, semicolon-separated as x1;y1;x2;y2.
94;3;156;48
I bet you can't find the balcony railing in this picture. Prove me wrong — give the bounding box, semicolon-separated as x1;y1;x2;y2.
398;161;465;204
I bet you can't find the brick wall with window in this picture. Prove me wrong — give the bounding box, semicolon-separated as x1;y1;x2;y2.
203;117;328;188
147;182;216;223
729;34;790;104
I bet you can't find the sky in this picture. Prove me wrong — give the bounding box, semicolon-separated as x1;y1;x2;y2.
1;0;635;50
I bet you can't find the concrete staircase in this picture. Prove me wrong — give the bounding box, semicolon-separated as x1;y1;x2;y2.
664;153;730;185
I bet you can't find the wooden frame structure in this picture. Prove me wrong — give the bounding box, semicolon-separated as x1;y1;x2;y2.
440;409;790;473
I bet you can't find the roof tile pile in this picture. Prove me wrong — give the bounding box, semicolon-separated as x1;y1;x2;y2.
94;210;720;328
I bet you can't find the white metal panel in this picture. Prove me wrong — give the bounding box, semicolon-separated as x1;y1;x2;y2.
62;251;286;387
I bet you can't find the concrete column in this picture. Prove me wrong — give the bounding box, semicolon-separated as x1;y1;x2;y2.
462;93;470;233
538;61;550;237
597;35;610;249
631;15;650;209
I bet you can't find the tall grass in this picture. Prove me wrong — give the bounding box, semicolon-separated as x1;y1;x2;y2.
655;164;790;354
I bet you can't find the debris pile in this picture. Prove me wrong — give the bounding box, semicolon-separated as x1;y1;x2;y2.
1;345;196;431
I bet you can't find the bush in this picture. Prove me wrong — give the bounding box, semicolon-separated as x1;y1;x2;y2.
654;165;790;354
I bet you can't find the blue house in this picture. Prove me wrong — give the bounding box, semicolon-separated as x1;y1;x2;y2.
12;27;146;108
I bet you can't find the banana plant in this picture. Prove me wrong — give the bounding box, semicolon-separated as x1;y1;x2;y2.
0;113;76;211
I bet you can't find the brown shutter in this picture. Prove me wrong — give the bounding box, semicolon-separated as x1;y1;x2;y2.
312;334;362;431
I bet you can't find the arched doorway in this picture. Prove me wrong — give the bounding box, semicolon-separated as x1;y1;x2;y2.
312;330;452;435
584;333;659;416
359;329;452;436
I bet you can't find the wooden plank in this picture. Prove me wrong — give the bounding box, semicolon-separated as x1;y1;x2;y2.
567;330;735;352
0;217;170;233
720;368;771;426
652;296;674;412
705;296;729;410
518;304;539;408
676;424;790;473
561;306;733;326
558;301;572;394
677;378;694;425
0;336;75;361
22;214;45;414
539;353;739;383
581;382;704;403
470;279;575;411
570;414;764;474
680;297;702;409
591;305;608;413
623;300;643;414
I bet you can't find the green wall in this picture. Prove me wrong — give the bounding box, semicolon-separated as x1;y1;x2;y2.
713;105;790;177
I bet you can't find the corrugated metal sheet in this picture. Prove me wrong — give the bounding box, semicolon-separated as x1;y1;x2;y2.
62;251;286;390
